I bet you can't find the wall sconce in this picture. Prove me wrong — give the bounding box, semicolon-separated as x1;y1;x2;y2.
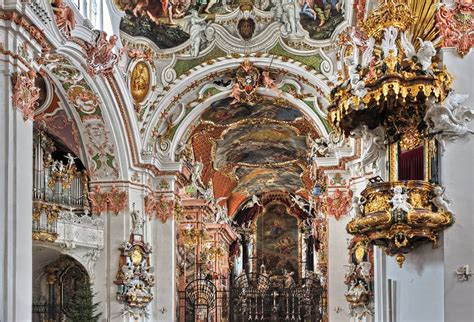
456;265;472;281
159;307;167;314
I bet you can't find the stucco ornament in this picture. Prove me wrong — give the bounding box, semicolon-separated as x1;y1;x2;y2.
88;185;128;215
11;70;40;121
323;189;353;220
424;93;474;153
345;35;375;97
436;0;474;57
144;193;175;223
84;31;124;76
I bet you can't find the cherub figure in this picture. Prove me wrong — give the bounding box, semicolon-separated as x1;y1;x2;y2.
431;185;452;213
390;186;412;213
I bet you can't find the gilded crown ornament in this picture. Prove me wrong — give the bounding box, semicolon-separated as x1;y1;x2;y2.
361;0;416;37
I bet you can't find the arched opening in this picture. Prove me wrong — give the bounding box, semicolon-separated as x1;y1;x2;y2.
32;246;90;322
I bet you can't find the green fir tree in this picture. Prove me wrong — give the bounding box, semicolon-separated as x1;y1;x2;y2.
65;283;101;322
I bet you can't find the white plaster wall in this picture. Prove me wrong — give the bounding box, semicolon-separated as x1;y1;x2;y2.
385;242;445;322
152;220;176;321
440;49;474;322
328;214;352;321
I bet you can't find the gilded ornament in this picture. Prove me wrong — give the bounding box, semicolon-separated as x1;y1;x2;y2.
131;61;150;103
347;181;454;267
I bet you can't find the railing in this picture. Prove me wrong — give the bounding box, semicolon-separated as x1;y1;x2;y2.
229;273;324;322
32;203;104;247
32;304;65;322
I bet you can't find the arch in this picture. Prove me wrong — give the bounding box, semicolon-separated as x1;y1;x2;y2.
143;56;333;155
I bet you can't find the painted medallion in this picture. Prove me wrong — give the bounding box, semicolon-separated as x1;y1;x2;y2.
131;61;151;103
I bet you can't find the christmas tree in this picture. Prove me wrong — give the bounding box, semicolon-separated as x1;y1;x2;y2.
66;283;101;322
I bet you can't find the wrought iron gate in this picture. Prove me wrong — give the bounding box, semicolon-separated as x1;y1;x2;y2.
183;278;218;322
230;273;324;322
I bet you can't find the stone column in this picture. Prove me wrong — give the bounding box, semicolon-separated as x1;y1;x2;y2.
0;23;37;322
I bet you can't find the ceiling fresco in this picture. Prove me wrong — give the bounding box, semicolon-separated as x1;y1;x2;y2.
116;0;347;51
189;96;318;209
214;122;307;169
116;0;241;49
299;0;345;40
202;98;304;125
234;165;305;195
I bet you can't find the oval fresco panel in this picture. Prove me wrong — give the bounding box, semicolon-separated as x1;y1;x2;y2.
131;61;151;103
298;0;346;40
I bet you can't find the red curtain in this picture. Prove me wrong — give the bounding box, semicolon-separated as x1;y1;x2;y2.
398;146;424;180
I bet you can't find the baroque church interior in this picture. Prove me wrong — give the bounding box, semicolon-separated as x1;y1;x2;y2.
1;0;473;321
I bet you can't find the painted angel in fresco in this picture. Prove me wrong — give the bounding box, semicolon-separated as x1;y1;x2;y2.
121;0;191;25
299;0;343;27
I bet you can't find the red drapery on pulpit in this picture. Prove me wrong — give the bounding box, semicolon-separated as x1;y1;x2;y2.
398;145;424;181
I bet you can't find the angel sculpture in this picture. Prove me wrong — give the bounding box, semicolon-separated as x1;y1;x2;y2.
351;125;386;173
191;160;204;190
52;0;75;37
344;35;375;97
431;185;453;213
65;153;77;169
344;263;356;283
183;10;210;57
242;194;262;210
214;205;227;224
130;209;145;235
121;263;134;285
261;71;279;92
357;261;372;283
390;186;412;213
400;32;439;71
282;269;295;288
424;93;474;153
307;136;331;160
381;26;398;58
349;196;365;218
290;194;310;214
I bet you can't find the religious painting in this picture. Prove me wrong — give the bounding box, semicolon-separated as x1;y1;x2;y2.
298;0;345;40
201;98;303;125
234;165;304;195
256;203;299;279
214;123;307;168
116;0;240;50
130;61;151;103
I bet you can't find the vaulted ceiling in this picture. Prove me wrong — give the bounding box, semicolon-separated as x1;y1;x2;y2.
189;97;319;215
